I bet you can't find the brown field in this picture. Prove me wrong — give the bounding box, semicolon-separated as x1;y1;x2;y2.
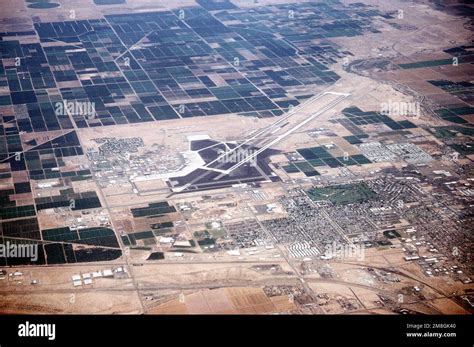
147;287;296;314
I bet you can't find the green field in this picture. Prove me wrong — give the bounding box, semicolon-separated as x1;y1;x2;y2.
398;59;455;69
306;182;377;205
449;143;474;156
428;126;474;140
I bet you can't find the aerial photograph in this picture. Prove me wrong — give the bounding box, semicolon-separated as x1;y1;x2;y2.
0;0;473;340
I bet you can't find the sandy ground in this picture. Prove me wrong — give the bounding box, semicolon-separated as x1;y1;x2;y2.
1;246;471;314
147;287;296;314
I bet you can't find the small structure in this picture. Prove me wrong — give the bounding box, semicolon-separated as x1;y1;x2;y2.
92;271;103;278
102;269;113;277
